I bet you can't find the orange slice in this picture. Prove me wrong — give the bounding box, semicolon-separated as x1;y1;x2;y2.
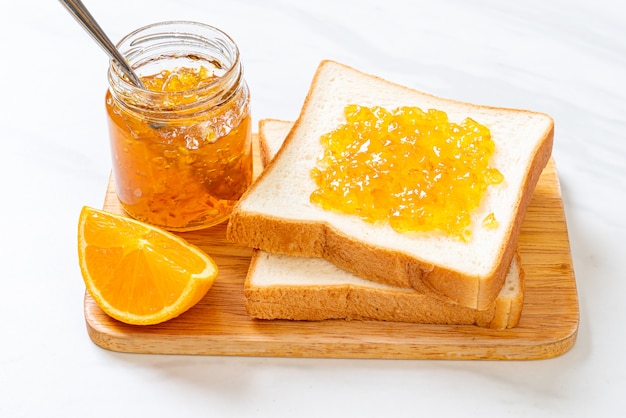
77;206;218;325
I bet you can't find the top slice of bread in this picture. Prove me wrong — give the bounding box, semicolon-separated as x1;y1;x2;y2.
227;60;553;310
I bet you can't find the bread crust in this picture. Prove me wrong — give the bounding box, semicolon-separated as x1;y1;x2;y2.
258;118;293;167
244;251;524;328
227;60;553;310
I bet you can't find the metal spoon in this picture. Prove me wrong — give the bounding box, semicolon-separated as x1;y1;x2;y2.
58;0;145;89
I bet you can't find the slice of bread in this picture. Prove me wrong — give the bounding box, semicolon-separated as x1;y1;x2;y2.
244;119;525;328
227;60;553;309
246;250;524;328
258;118;293;168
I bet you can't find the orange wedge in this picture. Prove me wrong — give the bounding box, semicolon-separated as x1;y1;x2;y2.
78;206;218;325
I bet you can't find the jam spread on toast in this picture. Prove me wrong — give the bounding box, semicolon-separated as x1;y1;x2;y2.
311;104;503;240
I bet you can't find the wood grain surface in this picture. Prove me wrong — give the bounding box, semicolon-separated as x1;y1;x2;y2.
84;137;579;360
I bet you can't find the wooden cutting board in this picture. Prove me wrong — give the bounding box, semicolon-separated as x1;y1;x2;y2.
84;137;579;360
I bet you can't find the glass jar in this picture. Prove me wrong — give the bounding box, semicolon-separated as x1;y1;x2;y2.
105;21;252;231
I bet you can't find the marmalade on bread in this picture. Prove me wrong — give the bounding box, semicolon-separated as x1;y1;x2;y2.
310;104;503;241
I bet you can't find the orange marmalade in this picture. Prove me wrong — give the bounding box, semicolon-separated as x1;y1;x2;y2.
105;22;251;231
310;105;504;240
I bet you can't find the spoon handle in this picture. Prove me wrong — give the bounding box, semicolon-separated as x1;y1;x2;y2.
58;0;145;88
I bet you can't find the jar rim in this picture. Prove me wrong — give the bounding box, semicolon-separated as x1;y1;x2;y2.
108;20;242;99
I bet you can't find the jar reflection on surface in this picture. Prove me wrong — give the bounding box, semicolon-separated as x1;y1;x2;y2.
105;21;252;231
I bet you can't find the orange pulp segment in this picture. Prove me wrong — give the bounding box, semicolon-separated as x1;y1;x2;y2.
77;206;218;325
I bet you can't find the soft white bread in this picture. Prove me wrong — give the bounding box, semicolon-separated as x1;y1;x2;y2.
227;60;553;310
246;250;524;328
244;119;525;328
258;119;293;168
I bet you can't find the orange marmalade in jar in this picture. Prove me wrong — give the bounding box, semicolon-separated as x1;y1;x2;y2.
105;21;252;231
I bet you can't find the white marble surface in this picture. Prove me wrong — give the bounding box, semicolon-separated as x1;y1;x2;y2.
2;0;625;416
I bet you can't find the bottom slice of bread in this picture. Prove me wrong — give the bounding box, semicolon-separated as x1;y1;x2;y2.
242;119;525;329
245;250;524;329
